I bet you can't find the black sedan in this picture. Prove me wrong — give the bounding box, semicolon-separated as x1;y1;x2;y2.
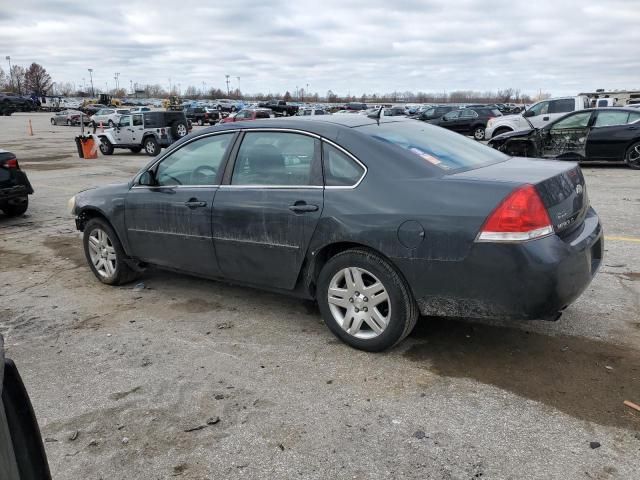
1;149;33;217
69;116;602;351
488;108;640;169
428;107;502;141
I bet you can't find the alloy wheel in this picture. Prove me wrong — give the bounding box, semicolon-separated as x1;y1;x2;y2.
87;228;117;279
177;124;187;136
474;128;485;140
327;267;391;339
627;144;640;168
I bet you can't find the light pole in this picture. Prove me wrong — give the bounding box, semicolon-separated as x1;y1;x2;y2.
5;56;11;91
225;75;230;96
236;76;241;97
87;68;94;97
130;80;133;94
114;72;120;91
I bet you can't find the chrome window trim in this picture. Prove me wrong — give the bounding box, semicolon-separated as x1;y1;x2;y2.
132;127;368;191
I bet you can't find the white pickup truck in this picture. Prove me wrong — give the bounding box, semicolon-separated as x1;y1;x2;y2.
485;96;590;139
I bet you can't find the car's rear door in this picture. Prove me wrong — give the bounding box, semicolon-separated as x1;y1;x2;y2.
586;110;640;160
212;129;323;289
125;132;236;276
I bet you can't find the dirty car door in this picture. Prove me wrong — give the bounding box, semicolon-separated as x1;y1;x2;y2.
125;132;235;276
586;110;640;161
212;130;323;289
541;111;594;159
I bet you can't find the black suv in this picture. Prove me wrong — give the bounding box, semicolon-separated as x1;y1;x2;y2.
0;149;33;216
184;106;220;126
429;107;502;141
413;105;457;122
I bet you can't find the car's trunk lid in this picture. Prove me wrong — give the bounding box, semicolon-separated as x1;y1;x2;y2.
450;157;589;235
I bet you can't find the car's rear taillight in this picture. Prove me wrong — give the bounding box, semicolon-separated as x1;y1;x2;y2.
3;158;18;169
476;184;553;242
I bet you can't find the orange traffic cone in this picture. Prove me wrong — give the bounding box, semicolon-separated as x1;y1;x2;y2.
28;119;34;136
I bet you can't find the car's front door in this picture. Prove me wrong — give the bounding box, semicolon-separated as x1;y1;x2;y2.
439;110;460;131
113;115;134;144
130;114;144;144
124;132;236;276
586;110;640;160
212;130;323;289
541;111;594;159
458;109;478;133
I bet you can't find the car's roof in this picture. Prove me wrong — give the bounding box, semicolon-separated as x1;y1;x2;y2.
210;115;412;132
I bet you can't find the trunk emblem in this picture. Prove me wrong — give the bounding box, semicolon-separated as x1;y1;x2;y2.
575;184;583;195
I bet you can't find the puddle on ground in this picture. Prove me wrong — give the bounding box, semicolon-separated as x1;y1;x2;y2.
43;235;85;268
22;162;76;171
405;317;640;430
170;298;223;313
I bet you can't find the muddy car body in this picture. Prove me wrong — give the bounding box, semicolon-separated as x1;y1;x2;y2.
70;116;603;351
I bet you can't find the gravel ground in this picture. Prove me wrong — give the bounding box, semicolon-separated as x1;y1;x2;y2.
1;112;639;480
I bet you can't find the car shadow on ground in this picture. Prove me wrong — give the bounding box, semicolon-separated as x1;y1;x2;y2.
405;316;640;431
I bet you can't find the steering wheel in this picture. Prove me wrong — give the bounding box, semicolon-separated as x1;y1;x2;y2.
191;165;217;185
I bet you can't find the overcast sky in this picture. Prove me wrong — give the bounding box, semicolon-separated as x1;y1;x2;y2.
1;0;639;97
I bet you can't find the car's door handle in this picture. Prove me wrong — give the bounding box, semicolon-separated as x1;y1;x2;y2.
543;116;550;121
627;126;639;130
184;200;207;208
289;203;319;213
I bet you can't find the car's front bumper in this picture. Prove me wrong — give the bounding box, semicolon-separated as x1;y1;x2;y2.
395;208;603;321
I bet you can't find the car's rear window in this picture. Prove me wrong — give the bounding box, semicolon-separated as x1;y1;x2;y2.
356;121;508;171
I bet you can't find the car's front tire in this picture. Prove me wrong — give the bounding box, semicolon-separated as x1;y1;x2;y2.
83;218;139;285
625;141;640;169
317;249;418;352
99;137;114;155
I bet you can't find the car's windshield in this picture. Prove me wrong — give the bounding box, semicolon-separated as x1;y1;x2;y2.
357;120;508;171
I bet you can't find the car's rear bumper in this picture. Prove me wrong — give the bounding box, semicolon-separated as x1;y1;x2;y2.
396;208;603;321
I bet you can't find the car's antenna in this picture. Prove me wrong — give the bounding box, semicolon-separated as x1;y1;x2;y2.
367;106;383;124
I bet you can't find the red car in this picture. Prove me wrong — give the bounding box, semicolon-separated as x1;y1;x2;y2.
219;108;271;124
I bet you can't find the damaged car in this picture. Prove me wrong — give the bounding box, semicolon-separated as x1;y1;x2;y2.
70;116;602;351
488;108;640;169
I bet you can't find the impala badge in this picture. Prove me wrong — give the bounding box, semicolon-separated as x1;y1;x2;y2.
576;184;583;195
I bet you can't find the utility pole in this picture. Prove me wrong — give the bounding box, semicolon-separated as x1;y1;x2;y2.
113;72;120;91
130;80;133;94
5;56;11;91
87;68;94;97
225;75;230;96
236;76;241;97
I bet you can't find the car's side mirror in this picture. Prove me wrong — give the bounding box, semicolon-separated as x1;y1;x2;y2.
523;109;534;118
138;170;157;186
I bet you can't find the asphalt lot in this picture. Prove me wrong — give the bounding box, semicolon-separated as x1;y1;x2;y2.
1;112;639;479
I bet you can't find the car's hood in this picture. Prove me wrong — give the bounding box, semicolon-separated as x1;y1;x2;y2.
491;128;536;141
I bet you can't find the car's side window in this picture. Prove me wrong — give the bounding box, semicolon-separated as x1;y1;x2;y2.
132;114;143;126
549;99;575;114
628;112;640;123
155;133;233;186
443;110;460;120
461;109;477;119
119;115;132;127
323;143;365;187
594;111;632;127
550;111;592;130
232;132;317;186
528;101;549;116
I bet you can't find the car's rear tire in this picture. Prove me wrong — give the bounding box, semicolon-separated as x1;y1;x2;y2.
473;126;486;141
2;196;28;217
129;146;142;153
83;218;139;285
625;141;640;169
99;137;114;155
144;136;160;156
317;248;418;352
171;120;188;138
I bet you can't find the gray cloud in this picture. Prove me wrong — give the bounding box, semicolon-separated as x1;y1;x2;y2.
0;0;638;96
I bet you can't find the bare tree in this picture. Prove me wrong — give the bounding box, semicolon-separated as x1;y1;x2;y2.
57;82;75;96
24;63;53;96
10;65;26;94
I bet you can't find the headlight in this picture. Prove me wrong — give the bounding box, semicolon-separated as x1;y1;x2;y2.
67;195;76;215
487;119;494;127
